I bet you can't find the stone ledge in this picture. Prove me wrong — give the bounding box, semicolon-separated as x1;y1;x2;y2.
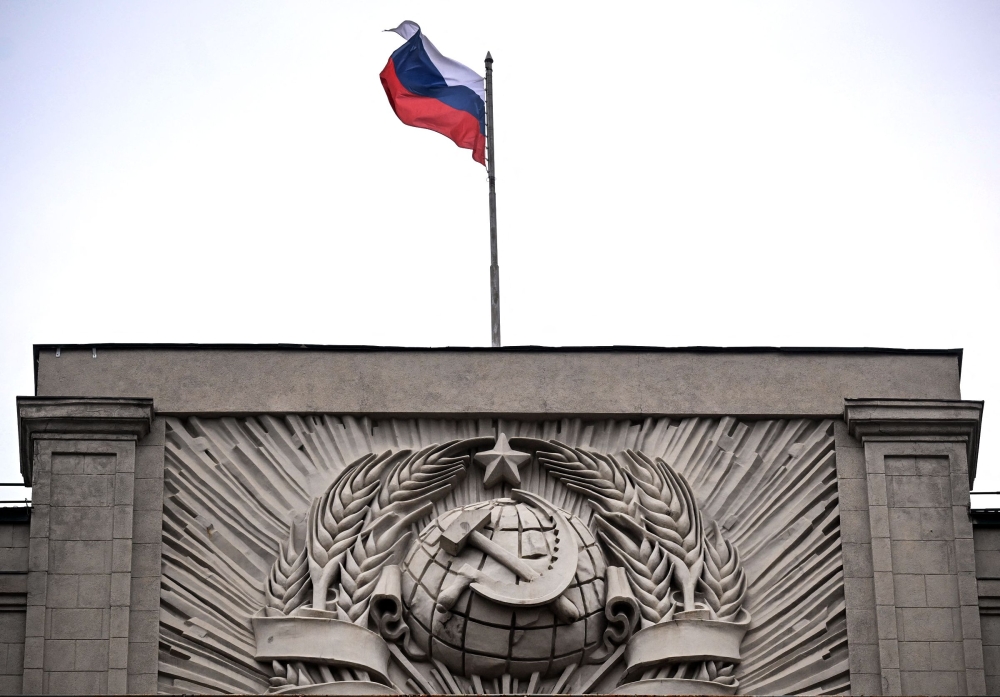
17;398;154;486
35;346;962;418
845;398;984;486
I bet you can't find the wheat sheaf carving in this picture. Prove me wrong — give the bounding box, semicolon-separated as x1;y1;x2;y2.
264;518;309;615
293;440;491;624
507;438;749;690
512;439;745;625
305;451;384;615
702;521;748;622
160;415;847;695
265;440;491;690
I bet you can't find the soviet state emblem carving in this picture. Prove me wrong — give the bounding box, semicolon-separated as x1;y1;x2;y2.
401;494;604;679
252;433;750;695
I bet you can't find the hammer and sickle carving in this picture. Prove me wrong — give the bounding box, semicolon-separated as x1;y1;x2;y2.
435;490;580;615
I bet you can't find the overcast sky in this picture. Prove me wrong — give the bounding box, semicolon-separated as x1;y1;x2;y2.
1;1;998;498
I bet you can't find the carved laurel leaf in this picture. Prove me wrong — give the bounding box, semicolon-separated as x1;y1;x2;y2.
265;516;310;614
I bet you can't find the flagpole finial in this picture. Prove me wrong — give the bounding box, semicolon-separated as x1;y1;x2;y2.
485;51;493;63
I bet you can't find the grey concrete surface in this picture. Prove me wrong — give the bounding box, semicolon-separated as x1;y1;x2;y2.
835;421;882;693
17;396;154;486
26;442;138;695
0;521;28;695
847;399;986;695
34;346;961;417
163;414;845;695
126;419;163;694
974;523;1000;696
14;398;155;695
6;351;985;696
845;398;983;485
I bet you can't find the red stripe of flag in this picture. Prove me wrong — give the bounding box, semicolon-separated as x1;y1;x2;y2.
380;58;486;165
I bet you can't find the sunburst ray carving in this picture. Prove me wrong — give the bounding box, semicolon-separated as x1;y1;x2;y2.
158;416;848;695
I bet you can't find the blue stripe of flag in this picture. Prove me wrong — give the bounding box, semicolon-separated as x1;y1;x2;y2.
390;33;486;135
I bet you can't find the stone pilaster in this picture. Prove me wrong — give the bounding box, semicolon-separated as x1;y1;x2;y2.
835;420;883;694
17;398;153;695
847;398;984;696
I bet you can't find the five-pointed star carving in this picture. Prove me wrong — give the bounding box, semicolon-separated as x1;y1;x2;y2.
474;433;531;488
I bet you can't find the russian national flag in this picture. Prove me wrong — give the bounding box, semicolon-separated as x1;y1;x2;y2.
380;21;486;165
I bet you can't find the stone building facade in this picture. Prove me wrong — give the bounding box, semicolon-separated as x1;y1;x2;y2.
0;344;993;695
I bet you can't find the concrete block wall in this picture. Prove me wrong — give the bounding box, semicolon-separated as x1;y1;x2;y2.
128;419;164;693
15;398;158;695
835;422;882;695
0;520;29;694
845;400;986;695
973;523;1000;694
875;450;979;695
5;384;980;695
25;441;138;694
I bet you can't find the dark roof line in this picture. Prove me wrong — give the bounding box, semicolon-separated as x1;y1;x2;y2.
971;509;1000;527
31;342;965;357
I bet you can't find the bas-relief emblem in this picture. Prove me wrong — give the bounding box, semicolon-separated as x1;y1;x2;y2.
256;437;748;695
158;417;850;695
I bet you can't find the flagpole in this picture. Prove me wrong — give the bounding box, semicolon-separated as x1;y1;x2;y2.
485;51;500;348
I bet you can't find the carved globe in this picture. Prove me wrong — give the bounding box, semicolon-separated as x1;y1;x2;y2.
400;498;607;679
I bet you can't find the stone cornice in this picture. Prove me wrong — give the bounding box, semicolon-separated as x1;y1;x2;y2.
844;398;983;486
17;396;154;485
